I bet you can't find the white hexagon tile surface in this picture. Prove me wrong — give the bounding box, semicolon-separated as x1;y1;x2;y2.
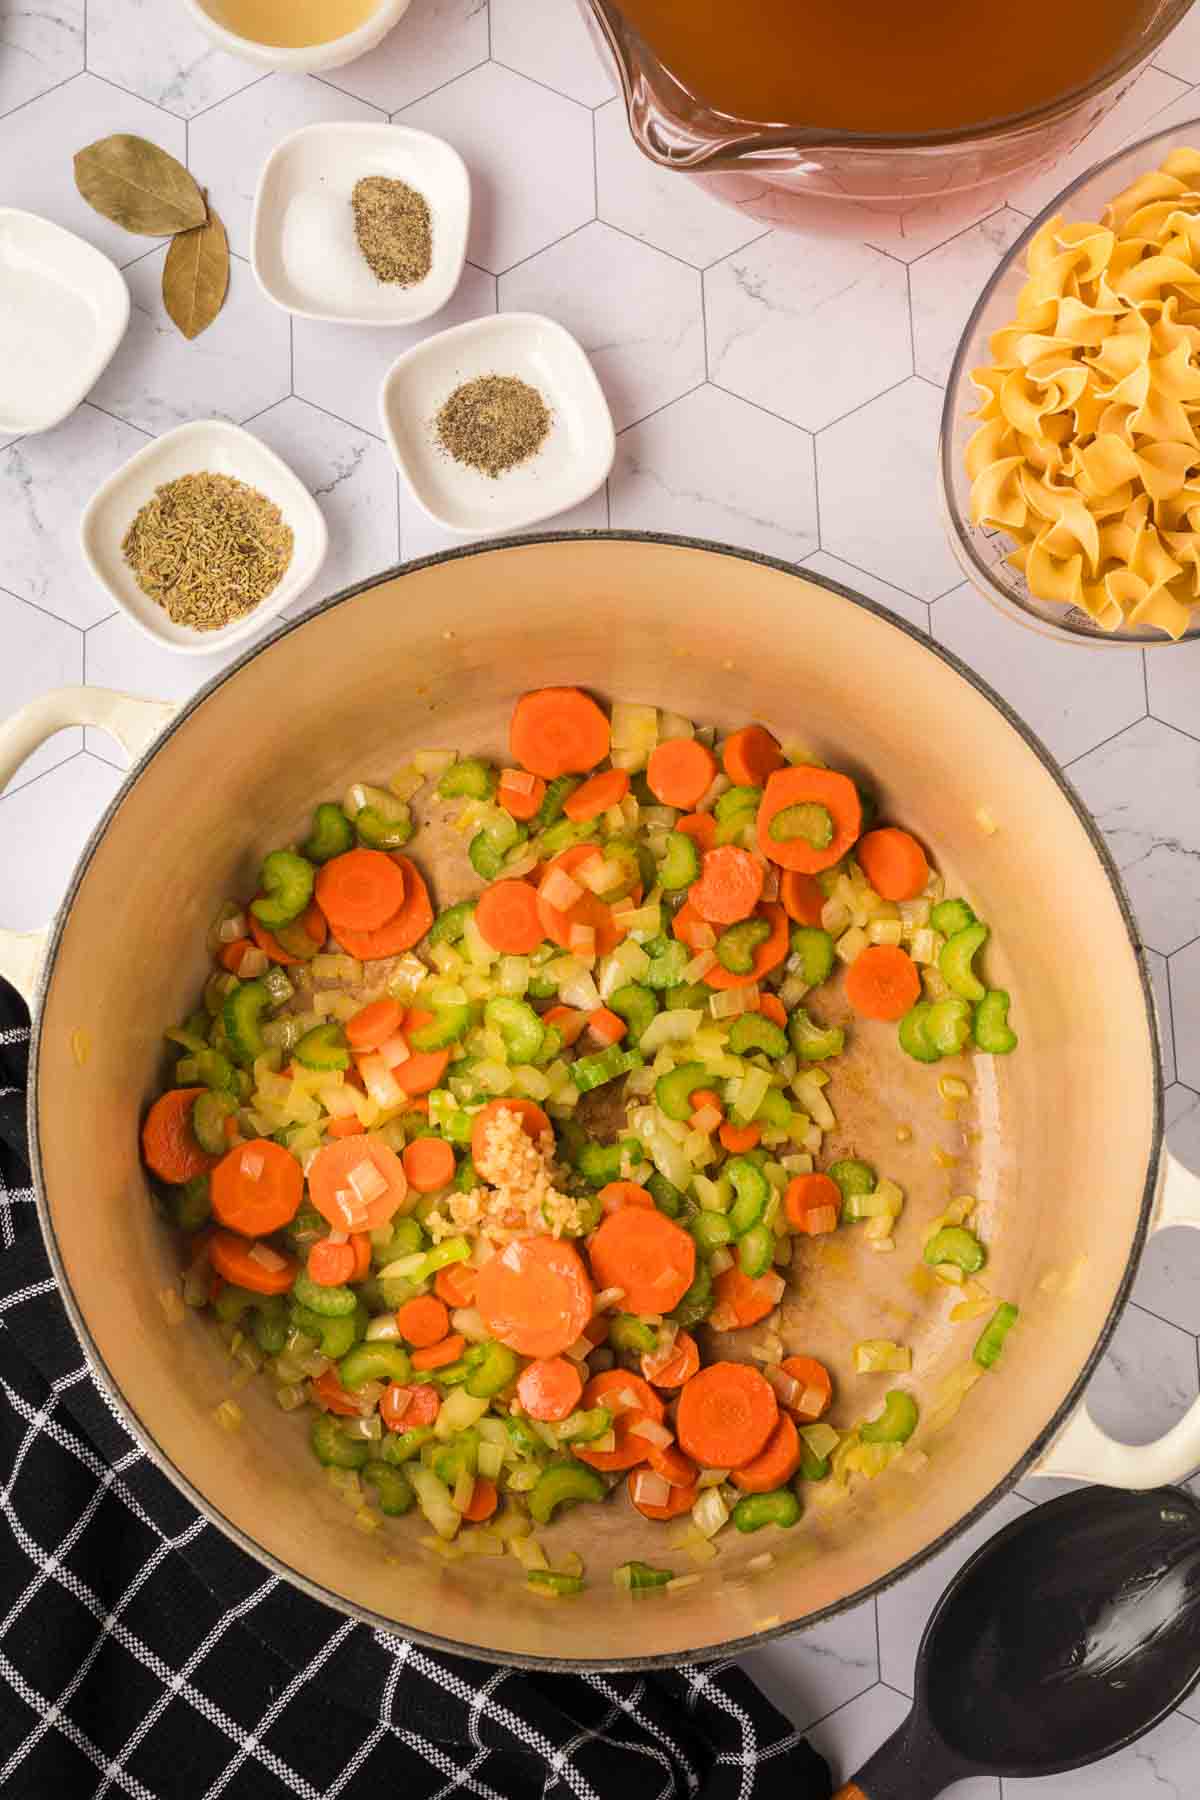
2;7;1200;1794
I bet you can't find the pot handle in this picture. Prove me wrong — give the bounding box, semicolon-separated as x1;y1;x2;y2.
0;687;176;1005
1030;1151;1200;1488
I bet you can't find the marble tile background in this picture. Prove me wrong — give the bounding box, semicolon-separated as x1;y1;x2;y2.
2;3;1200;1792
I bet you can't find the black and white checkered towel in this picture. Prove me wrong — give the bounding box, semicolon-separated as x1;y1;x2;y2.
0;979;831;1800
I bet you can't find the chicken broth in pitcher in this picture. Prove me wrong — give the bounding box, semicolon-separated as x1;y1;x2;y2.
616;0;1162;135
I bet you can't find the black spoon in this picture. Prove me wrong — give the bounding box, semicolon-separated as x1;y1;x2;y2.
831;1485;1200;1799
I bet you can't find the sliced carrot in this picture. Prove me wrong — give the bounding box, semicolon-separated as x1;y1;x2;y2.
395;1295;450;1348
475;879;545;955
313;1366;363;1418
326;1115;366;1138
219;938;253;974
779;1355;833;1422
629;1473;698;1520
435;1263;477;1308
402;1136;456;1194
712;1264;779;1329
779;869;825;928
351;1232;372;1282
381;1382;440;1430
208;1228;297;1296
315;848;407;934
844;944;921;1021
307;1237;356;1286
722;725;785;788
460;1475;499;1523
498;769;547;822
785;1172;842;1234
248;901;326;967
474;1235;593;1359
575;1370;664;1471
385;1010;451;1098
211;1138;303;1238
510;686;611;779
757;765;862;873
331;855;434;961
516;1356;583;1422
757;993;788;1028
563;768;630;821
689;846;765;926
307;1136;409;1233
587;1206;695;1315
856;827;930;902
598;1180;654;1214
346;998;405;1053
536;843;630;957
647;1441;697;1487
731;1412;801;1492
412;1333;465;1372
675;812;718;853
543;1004;588;1048
719;1120;761;1154
646;738;718;810
673;900;789;991
675;1361;778;1470
587;1006;627;1047
642;1329;700;1389
470;1098;552;1170
141;1088;220;1184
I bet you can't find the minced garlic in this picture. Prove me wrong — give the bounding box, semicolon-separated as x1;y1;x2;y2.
423;1105;583;1247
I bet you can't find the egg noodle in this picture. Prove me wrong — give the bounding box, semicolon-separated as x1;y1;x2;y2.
967;147;1200;638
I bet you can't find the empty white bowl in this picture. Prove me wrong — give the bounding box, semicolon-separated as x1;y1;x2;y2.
182;0;409;74
80;419;328;656
380;312;616;535
0;208;129;437
252;122;469;327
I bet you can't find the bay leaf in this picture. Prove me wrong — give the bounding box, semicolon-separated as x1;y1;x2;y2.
74;134;207;236
163;205;230;341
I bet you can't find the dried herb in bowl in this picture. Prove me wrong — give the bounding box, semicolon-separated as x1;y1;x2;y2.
435;375;551;478
352;175;433;287
121;472;293;631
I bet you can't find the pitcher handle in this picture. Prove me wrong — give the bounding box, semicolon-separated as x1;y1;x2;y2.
0;688;176;1005
1030;1152;1200;1489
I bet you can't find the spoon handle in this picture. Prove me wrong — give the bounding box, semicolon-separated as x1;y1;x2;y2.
831;1787;869;1798
828;1713;964;1799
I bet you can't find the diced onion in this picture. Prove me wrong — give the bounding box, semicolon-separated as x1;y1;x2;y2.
765;1367;802;1409
502;767;536;794
158;1285;185;1326
577;857;624;896
594;1287;625;1312
218;912;247;943
377;1032;411;1069
357;1052;405;1110
691;1488;728;1539
689;1104;723;1135
639;1010;703;1054
333;1187;369;1230
559;970;601;1011
240;1149;265;1182
348;1159;388;1206
708;1248;734;1276
709;985;757;1019
628;1417;673;1448
683;949;716;982
248;1242;287;1273
568;924;596;958
563;1334;593;1363
365;1316;403;1341
696;1466;729;1489
543;868;584;910
631;1469;672;1509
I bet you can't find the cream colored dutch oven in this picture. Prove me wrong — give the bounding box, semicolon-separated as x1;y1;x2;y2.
2;535;1198;1669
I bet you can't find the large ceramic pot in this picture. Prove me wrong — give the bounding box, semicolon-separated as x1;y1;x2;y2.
2;535;1198;1668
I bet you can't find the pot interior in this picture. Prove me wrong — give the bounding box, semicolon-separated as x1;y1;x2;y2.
33;537;1158;1664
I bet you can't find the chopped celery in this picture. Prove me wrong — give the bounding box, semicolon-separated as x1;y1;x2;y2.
251;850;314;930
789;926;835;987
339;1343;413;1389
528;1462;606;1525
731;1489;801;1532
738;1222;774;1277
464;1340;520;1398
534;775;580;829
643;939;692;991
899;1001;941;1064
363;1460;414;1515
659;832;701;891
484;996;544;1063
191;1089;237;1156
303;802;354;863
768;803;833;848
609;982;659;1046
930;898;975;938
728;1014;788;1060
655;1062;708;1121
669;1265;713;1329
223;980;271;1068
923;1226;986;1274
860;1390;918;1445
927;996;972;1056
974;989;1018;1054
726;1156;771;1234
788;1008;844;1062
430;900;475;948
828;1159;875;1203
294;1022;350;1072
974;1302;1019;1368
714;785;761;823
716;917;770;975
571;1044;643;1093
438;758;497;801
939;922;989;1004
310;1415;369;1470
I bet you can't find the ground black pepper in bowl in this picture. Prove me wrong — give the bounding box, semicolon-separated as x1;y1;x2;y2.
435;374;551;478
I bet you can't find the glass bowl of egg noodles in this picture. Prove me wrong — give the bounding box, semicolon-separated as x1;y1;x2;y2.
940;116;1200;646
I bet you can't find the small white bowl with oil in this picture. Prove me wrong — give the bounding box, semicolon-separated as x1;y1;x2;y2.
182;0;409;73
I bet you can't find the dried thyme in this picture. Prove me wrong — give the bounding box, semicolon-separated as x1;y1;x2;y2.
435;375;550;478
352;175;433;287
121;472;294;631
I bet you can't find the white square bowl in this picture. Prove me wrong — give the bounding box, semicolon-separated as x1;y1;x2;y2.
80;419;328;656
0;208;130;436
251;121;469;326
380;312;616;535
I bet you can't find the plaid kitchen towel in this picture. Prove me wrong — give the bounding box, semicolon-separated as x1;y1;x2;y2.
0;979;831;1800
